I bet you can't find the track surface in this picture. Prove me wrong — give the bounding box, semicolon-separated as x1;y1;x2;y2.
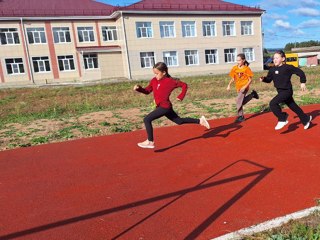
0;104;319;240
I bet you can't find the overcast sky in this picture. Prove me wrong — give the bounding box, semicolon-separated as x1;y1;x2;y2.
99;0;320;49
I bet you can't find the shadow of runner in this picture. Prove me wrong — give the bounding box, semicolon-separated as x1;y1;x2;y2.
155;122;243;152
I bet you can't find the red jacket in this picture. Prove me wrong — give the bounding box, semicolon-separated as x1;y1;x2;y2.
136;77;188;109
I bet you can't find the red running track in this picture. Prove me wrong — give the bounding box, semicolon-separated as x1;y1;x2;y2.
0;104;319;240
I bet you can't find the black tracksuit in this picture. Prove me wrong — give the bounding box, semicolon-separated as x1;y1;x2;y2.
262;64;309;124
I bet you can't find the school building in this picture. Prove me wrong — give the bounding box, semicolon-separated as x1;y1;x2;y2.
0;0;265;85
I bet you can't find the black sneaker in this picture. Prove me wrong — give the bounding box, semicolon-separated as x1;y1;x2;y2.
235;116;245;123
252;90;259;99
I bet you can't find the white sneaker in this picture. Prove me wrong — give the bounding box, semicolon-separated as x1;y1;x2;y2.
137;140;155;149
200;116;210;129
275;120;289;130
304;116;312;130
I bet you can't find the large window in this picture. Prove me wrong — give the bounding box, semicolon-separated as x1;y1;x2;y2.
160;21;175;38
163;51;178;67
205;49;218;64
202;21;216;37
140;52;155;68
57;55;75;71
185;50;198;65
83;54;98;69
32;56;51;73
77;27;95;42
241;21;253;35
136;22;153;38
243;48;254;62
26;28;46;44
102;26;118;41
222;21;235;36
182;21;196;37
0;28;20;45
5;58;25;75
224;48;236;63
52;27;71;43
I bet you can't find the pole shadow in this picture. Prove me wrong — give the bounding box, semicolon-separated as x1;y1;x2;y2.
155;122;243;152
281;109;318;134
0;160;272;240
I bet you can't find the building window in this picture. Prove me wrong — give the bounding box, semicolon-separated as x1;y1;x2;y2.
0;28;20;45
222;21;235;36
5;58;25;75
57;55;75;71
185;50;198;65
77;27;95;42
26;28;46;44
102;26;118;41
160;21;175;38
224;48;236;63
136;22;153;38
140;52;155;68
205;49;218;64
182;21;196;37
241;21;253;35
32;56;50;73
52;27;71;43
83;54;98;69
202;21;216;37
163;51;178;66
243;48;254;62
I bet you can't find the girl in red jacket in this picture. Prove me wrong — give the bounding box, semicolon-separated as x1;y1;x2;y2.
134;62;210;149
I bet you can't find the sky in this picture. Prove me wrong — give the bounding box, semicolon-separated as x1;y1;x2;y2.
98;0;320;49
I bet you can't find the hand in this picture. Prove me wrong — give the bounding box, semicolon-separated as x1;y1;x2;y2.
301;83;307;91
176;98;182;101
259;77;264;82
226;85;230;91
133;85;140;91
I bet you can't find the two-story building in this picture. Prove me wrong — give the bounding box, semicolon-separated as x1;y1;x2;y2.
0;0;264;85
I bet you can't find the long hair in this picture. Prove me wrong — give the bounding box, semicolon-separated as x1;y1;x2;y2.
274;50;286;62
153;62;172;78
237;53;250;66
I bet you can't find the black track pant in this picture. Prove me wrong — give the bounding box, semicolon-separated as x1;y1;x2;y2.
144;107;199;141
269;89;309;124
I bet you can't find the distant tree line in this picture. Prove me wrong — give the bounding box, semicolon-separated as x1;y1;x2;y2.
284;40;320;51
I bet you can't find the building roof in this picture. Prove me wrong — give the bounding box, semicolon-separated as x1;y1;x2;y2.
119;0;264;13
0;0;115;17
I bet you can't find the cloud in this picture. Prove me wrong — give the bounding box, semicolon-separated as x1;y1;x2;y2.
289;8;320;17
298;19;320;28
259;0;296;8
274;20;292;29
300;0;320;7
263;13;288;20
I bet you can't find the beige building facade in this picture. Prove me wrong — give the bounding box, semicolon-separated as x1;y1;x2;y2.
0;2;264;85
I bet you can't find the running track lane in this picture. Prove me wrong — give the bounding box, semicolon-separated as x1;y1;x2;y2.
0;104;319;240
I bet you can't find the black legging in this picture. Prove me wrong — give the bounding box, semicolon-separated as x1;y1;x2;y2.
270;89;309;124
144;107;199;141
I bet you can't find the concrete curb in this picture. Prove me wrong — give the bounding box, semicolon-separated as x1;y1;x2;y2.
212;206;320;240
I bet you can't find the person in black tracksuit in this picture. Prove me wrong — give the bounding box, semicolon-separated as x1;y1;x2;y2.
260;50;312;130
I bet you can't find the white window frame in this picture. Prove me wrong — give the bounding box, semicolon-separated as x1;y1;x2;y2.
57;55;75;71
77;27;95;42
102;26;118;41
140;52;155;68
202;21;216;37
185;50;199;66
26;28;46;44
0;28;20;45
136;22;153;38
163;51;178;67
241;21;253;36
5;58;25;75
32;56;51;73
52;27;71;43
205;49;218;64
83;54;99;70
243;48;255;62
224;48;237;63
222;21;236;36
159;21;175;38
182;21;196;37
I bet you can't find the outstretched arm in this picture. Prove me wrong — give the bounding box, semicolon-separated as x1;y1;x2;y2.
227;78;234;91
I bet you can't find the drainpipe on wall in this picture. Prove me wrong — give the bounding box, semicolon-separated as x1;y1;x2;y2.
20;18;35;84
120;11;132;80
